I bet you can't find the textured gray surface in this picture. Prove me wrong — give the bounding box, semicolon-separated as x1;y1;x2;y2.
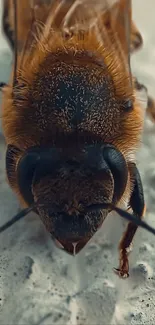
0;1;155;324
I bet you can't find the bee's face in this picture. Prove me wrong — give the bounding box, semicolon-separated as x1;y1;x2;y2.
34;184;111;255
32;148;114;254
6;143;128;255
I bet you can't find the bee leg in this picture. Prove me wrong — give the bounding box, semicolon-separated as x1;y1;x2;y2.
146;96;155;122
134;78;155;122
0;82;7;90
130;23;143;54
115;164;145;278
134;77;147;93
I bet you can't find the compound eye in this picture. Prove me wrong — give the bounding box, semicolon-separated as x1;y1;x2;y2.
6;145;61;206
102;145;128;203
17;151;41;205
6;144;40;206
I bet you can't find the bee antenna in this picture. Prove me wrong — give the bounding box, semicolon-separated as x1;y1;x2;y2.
113;206;155;236
0;206;34;234
86;203;155;236
12;0;18;89
0;82;7;90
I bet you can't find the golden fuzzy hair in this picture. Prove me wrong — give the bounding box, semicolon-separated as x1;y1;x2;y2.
2;0;144;206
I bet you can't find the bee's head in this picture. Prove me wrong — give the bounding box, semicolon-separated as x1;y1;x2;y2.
6;143;128;255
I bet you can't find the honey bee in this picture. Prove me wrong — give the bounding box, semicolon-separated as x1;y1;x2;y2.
1;0;155;278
